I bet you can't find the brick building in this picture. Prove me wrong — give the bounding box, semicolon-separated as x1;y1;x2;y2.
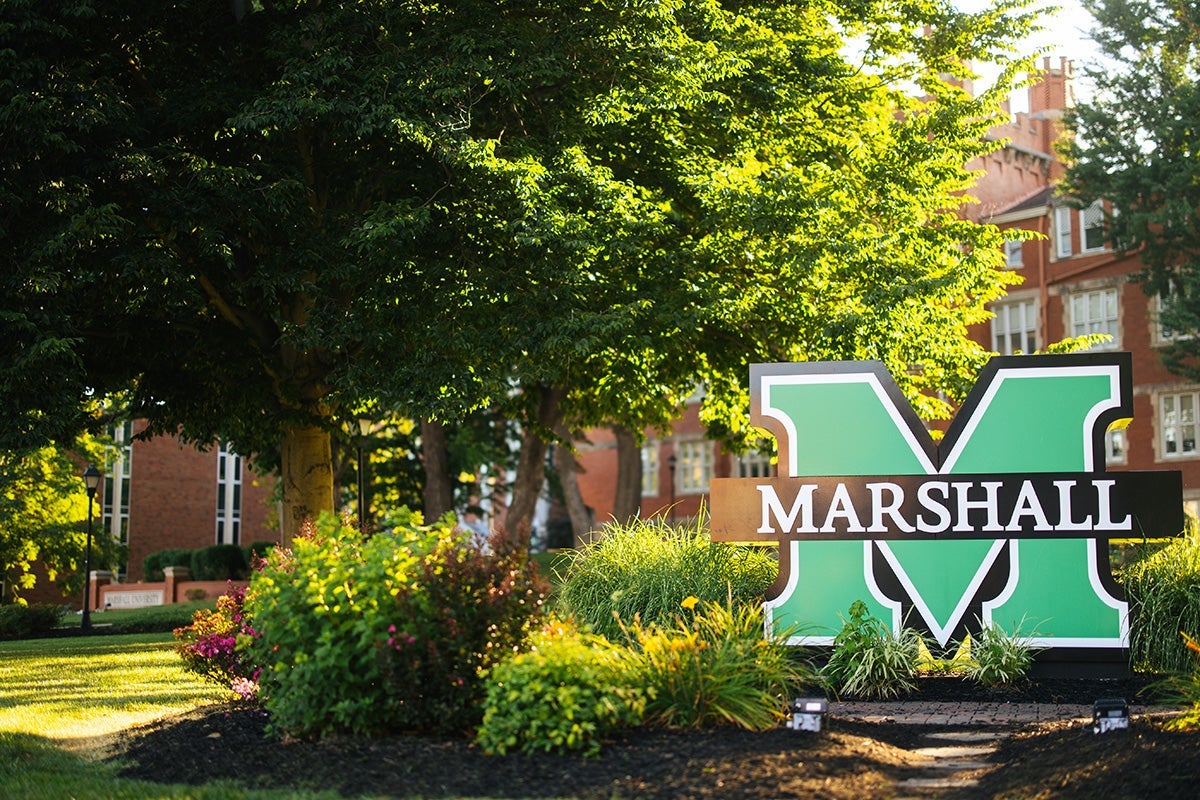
575;57;1200;531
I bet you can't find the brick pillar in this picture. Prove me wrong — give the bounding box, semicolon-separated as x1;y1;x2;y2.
89;570;114;612
163;565;190;604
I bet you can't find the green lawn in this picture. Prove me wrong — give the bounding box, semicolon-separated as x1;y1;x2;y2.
0;634;349;799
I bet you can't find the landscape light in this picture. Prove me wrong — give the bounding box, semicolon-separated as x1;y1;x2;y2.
1093;698;1129;733
787;697;829;732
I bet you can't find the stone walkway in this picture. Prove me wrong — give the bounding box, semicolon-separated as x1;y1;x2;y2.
829;700;1138;725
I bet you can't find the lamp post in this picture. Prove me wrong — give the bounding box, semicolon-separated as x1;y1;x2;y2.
356;419;372;532
81;464;102;632
667;453;677;523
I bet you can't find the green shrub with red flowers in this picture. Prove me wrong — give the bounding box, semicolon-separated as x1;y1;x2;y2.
173;582;259;700
244;511;547;738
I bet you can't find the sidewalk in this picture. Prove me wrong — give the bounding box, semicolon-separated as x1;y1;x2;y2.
829;700;1153;725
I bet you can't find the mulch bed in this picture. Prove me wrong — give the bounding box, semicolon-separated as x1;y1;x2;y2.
110;676;1199;799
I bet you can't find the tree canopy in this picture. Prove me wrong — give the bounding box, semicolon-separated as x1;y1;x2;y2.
1062;0;1200;377
1;0;1039;542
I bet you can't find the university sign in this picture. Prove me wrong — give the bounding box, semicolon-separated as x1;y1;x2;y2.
710;354;1184;665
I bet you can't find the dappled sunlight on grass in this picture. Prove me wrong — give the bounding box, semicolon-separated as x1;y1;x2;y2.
0;633;227;739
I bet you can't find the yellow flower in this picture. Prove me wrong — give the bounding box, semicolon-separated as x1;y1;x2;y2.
680;595;699;610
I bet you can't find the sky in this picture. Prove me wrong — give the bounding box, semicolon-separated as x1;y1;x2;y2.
954;0;1105;106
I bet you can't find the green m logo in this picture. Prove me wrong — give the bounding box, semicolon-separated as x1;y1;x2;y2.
710;354;1184;657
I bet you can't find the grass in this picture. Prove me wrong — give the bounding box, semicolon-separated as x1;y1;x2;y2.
1126;530;1200;672
0;633;351;799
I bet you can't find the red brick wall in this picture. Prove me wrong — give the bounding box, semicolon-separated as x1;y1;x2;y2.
124;431;277;581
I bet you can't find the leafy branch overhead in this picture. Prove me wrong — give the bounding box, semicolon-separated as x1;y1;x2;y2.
1;0;1040;539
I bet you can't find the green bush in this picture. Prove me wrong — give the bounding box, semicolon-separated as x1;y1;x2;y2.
90;600;214;634
142;548;193;582
556;515;776;641
245;511;547;738
821;600;923;699
476;621;646;756
0;603;66;640
243;540;277;566
967;620;1039;687
631;598;811;730
1126;530;1200;672
190;544;249;581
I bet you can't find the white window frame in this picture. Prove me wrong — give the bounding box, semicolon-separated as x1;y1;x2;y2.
1055;206;1073;258
640;442;659;497
103;421;133;578
216;442;243;544
1105;427;1127;465
1160;390;1200;460
736;450;773;479
1153;289;1193;345
1004;238;1024;268
676;439;713;495
1068;287;1120;349
1082;200;1106;252
991;298;1038;355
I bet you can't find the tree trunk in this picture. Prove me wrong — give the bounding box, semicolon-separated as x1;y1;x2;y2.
421;418;455;523
554;427;595;547
612;424;643;524
279;424;334;544
504;386;564;549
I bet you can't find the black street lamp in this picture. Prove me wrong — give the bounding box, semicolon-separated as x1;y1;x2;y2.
667;453;677;523
81;464;102;632
356;419;372;532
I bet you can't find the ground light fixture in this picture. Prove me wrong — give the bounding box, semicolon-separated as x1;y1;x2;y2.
1093;698;1129;733
356;418;372;531
80;463;103;632
787;697;829;732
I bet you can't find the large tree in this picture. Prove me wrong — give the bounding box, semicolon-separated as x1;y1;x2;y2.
1062;0;1200;377
2;0;1035;543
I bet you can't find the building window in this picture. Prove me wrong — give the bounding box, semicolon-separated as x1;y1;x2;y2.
676;439;713;495
1055;206;1073;258
1154;289;1192;344
1068;288;1119;348
1004;238;1024;268
103;421;133;576
1106;427;1127;465
992;298;1038;355
737;450;773;479
640;442;659;497
1082;201;1106;252
216;442;242;544
1161;391;1199;459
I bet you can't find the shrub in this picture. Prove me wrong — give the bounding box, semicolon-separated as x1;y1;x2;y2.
630;597;811;730
556;515;776;641
174;584;259;700
476;621;646;756
190;544;249;581
245;511;547;738
142;548;193;582
821;600;923;699
967;620;1039;687
1155;632;1200;731
243;540;276;566
1126;530;1200;672
0;603;66;640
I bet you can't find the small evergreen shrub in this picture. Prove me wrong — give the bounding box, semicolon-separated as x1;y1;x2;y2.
1126;530;1200;672
556;515;776;641
174;584;259;700
821;600;923;699
0;603;66;640
190;544;249;581
967;620;1039;687
631;598;811;730
476;621;646;756
142;548;193;582
245;511;547;738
